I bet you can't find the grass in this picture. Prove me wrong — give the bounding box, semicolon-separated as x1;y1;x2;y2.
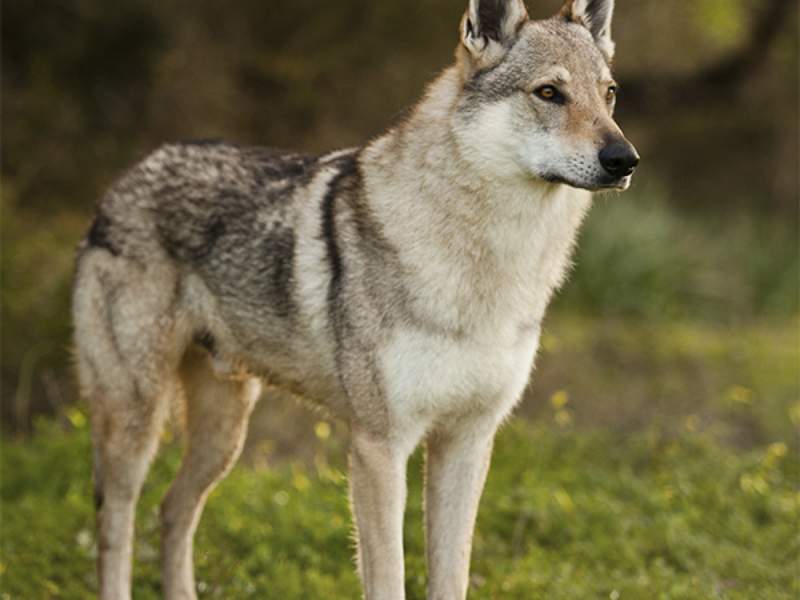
2;416;798;599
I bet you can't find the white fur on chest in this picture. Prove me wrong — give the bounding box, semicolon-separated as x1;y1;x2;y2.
380;322;540;429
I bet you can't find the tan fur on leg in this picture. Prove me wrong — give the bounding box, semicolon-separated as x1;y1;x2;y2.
160;349;260;600
349;431;411;600
425;421;496;600
74;251;187;599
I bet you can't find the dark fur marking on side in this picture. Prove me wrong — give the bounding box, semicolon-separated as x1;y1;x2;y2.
321;154;360;306
86;213;120;256
258;225;296;318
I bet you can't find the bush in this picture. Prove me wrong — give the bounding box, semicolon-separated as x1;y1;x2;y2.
558;184;799;321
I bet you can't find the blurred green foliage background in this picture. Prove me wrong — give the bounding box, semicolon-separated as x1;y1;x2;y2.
0;0;798;596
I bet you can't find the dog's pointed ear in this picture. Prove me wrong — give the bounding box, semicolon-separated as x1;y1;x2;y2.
561;0;615;61
460;0;529;61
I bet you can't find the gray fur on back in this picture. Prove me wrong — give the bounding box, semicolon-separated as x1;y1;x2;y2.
78;139;403;426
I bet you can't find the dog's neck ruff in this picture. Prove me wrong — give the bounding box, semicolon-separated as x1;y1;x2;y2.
360;68;591;339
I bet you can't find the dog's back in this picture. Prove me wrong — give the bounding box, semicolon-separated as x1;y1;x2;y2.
83;140;317;298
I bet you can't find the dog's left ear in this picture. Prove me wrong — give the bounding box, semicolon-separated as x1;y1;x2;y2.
460;0;529;65
561;0;615;61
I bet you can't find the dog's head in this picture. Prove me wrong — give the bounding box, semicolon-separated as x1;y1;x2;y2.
452;0;639;191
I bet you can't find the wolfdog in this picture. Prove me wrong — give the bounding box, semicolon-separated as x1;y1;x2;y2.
73;0;638;597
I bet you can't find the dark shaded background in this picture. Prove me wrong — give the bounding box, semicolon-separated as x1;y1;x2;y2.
2;0;798;443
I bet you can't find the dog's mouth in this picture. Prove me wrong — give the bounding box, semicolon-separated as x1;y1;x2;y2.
540;172;632;192
595;174;632;192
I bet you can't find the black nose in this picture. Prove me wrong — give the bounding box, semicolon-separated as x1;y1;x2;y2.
599;141;640;178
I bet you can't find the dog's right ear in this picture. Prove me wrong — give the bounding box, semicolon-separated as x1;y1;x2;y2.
460;0;528;65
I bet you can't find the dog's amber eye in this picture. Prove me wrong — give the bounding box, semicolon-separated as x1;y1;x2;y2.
606;86;617;103
534;85;564;104
539;86;556;99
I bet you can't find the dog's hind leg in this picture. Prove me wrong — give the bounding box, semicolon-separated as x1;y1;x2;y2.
74;255;183;600
90;384;171;600
160;348;260;600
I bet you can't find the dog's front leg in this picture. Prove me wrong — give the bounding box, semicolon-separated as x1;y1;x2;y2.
349;429;410;600
424;420;497;600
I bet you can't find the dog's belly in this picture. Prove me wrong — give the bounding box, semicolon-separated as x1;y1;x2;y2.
379;324;540;430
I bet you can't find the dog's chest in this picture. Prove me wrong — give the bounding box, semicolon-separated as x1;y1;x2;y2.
379;322;540;425
374;186;590;425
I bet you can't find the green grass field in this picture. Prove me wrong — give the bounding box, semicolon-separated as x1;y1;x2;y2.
2;411;797;599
